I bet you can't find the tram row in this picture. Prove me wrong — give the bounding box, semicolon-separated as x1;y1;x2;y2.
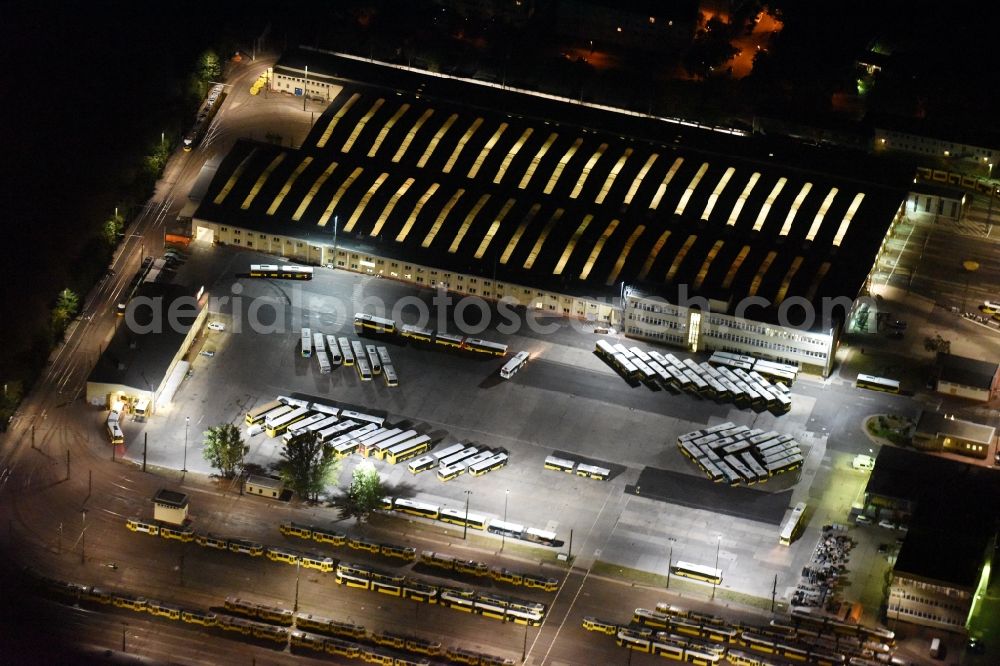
28;569;516;666
581;601;897;665
124;517;555;625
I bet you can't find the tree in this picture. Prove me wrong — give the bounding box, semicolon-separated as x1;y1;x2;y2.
196;50;221;84
51;288;80;336
102;212;124;246
278;431;339;502
339;460;384;524
202;423;247;478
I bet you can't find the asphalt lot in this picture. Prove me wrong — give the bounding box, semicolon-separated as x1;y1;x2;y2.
124;243;922;615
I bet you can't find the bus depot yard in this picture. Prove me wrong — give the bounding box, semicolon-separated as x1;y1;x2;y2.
117;252;910;630
24;50;1000;664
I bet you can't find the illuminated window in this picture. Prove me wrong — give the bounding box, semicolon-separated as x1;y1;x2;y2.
726;172;760;226
544;138;583;194
367;103;410;158
569;144;607;199
343;173;389;233
267;156;314;216
213;148;259;205
675;163;709;216
752;177;787;232
395;183;440;242
579;218;620;280
473;198;516;259
493;128;533;184
701;167;735;220
553;214;594;275
519;133;558;189
523;208;564;269
605;225;645;285
624;153;658;206
467;123;508;179
443;117;484;174
649;157;683;209
778;182;813;236
448;194;491;253
501;204;541;265
370;178;416;237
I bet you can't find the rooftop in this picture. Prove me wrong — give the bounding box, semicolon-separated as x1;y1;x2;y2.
915;411;996;446
196;48;908;315
936;352;998;390
87;283;202;393
867;447;1000;586
246;475;284;490
153;488;189;509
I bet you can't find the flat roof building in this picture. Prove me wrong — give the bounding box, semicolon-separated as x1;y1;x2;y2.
934;352;999;402
193;48;909;376
86;283;207;415
152;488;189;526
913;411;995;460
863;447;999;633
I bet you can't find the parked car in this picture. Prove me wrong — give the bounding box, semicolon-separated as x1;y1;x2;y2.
207;322;225;331
878;519;895;530
199;350;215;357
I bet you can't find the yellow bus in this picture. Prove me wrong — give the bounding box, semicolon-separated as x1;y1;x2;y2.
246;399;282;426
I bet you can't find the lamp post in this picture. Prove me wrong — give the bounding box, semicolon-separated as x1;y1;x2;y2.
121;623;128;653
303;65;308;111
501;489;509;551
961;260;980;313
711;534;722;600
183;416;189;473
332;214;339;268
666;537;676;588
294;558;301;612
462;490;472;540
80;509;87;565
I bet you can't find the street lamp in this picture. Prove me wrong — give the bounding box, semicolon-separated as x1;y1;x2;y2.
183;416;189;473
294;558;301;612
80;509;87;565
711;534;722;600
666;537;676;588
303;65;309;111
332;214;339;268
121;623;128;653
462;490;472;540
501;489;509;551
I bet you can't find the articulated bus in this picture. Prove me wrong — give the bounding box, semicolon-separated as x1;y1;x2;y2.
779;502;807;546
670;561;722;585
464;338;508;356
301;328;312;358
248;264;313;280
401;324;433;343
246;399;283;426
856;374;900;394
385;435;432;464
266;406;311;438
354;313;397;335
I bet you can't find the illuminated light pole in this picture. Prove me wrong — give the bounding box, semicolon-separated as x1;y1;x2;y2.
961;260;980;313
666;537;676;588
332;214;339;268
501;489;509;551
121;623;128;652
303;65;308;111
294;558;301;612
80;509;87;565
711;534;722;601
183;416;189;473
462;490;472;540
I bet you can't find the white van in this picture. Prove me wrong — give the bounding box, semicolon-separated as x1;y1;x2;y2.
929;637;942;659
852;454;875;471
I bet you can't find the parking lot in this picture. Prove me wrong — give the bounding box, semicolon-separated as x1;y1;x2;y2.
120;243;924;616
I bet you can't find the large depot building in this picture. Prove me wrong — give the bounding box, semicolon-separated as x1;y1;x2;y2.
193;48;910;376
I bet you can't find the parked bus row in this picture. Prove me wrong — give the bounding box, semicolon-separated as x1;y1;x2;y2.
677;422;803;486
543;455;611;481
336;562;547;626
353;312;509;356
594;342;791;415
403;441;509;482
418;550;559;592
708;351;798;386
245;395;385;441
126;516;415;565
378;496;559;548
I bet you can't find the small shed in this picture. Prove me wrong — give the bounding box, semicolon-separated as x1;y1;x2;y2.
935;353;999;402
245;475;284;499
153;489;189;525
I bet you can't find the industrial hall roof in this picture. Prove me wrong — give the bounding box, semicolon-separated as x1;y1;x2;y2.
196;49;910;307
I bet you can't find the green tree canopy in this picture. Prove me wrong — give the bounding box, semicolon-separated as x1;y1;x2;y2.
338;460;384;524
51;288;80;336
196;50;222;84
202;423;246;478
278;431;339;502
102;212;124;246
